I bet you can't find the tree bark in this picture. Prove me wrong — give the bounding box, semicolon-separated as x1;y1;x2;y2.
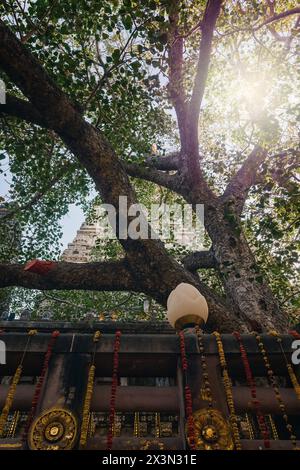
204;202;288;332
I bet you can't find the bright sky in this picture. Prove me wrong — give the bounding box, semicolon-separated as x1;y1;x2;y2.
59;204;85;251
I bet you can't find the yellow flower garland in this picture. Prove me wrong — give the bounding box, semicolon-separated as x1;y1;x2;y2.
213;332;242;450
287;364;300;400
80;364;96;446
245;413;254;439
0;329;37;437
155;412;161;438
0;365;22;437
79;331;101;447
133;412;140;437
269;330;300;400
268;415;279;440
254;332;298;449
7;411;20;438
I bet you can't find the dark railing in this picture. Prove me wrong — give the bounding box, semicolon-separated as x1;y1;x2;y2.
0;321;299;450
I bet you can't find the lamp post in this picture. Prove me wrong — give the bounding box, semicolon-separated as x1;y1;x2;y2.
166;283;208;330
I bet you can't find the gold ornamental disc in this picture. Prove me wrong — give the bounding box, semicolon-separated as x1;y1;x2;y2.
28;408;78;450
186;408;234;450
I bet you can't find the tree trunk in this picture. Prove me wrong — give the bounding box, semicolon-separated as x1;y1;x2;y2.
205;202;288;333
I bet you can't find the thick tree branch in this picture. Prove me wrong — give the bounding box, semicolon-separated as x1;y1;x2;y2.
124;162;182;192
145;152;180;171
188;0;222;153
254;8;300;31
0;21;228;322
183;250;216;271
0;260;244;331
0;260;136;291
0;20;138;240
0;94;48;127
0;21;182;296
0;20;246;332
222;146;268;213
167;2;188;148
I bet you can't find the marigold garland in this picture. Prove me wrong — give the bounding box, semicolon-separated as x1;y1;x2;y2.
80;330;101;447
268;415;279;440
133;412;140;437
195;326;236;450
0;329;37;437
7;410;20;438
88;412;96;438
178;330;196;450
0;365;22;437
155;412;161;438
107;330;121;451
213;332;242;450
195;326;214;411
253;332;297;449
269;331;300;401
245;413;254;439
22;330;60;443
233;331;270;448
80;364;96;446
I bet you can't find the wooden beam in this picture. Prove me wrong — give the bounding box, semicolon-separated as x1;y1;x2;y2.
233;387;300;415
2;384;298;415
91;385;179;412
0;385;34;410
0;385;179;412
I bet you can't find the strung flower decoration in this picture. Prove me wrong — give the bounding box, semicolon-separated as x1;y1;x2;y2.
0;365;22;437
233;331;270;448
178;331;196;450
269;330;300;401
107;330;121;451
214;332;242;450
80;331;101;447
253;332;298;449
23;330;60;443
0;329;37;437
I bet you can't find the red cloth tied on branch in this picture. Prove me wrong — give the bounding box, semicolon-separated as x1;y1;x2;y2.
289;330;300;340
24;259;56;275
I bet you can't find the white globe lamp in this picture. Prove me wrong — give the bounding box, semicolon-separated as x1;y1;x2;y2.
167;283;208;330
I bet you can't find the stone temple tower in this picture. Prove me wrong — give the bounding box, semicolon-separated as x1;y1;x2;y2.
62;221;100;263
61;208;114;263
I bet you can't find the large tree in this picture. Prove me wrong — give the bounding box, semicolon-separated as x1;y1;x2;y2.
0;0;299;332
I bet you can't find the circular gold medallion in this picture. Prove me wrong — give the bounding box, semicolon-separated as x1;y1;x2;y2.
28;408;78;450
186;408;234;450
